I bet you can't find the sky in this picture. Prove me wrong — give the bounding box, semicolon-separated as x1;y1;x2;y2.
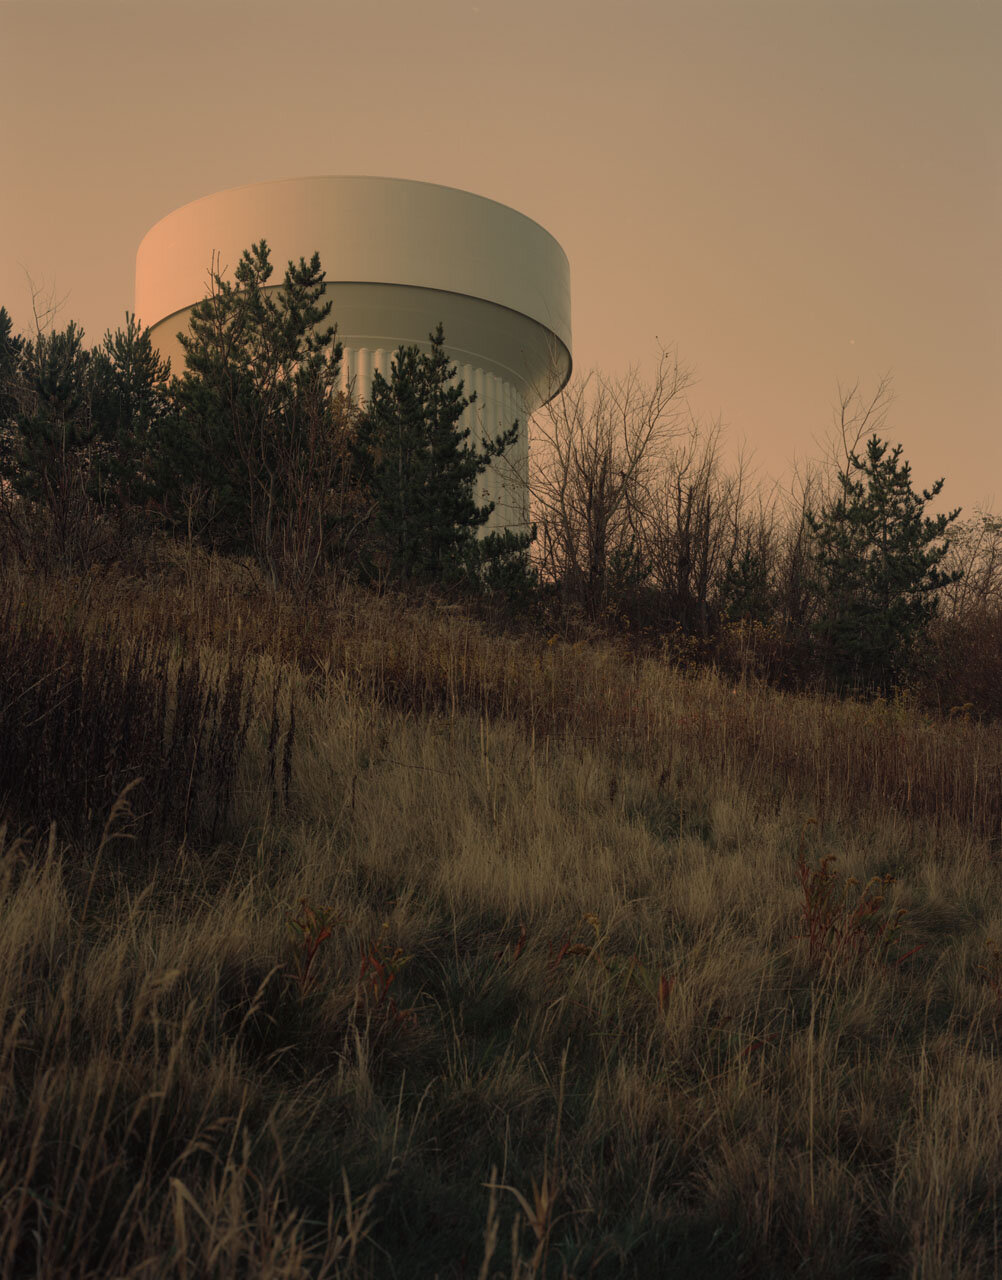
1;0;999;524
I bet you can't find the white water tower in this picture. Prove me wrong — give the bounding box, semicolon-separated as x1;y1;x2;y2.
135;176;572;534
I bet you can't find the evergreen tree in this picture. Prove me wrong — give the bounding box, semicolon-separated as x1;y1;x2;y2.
0;309;172;517
719;541;775;625
352;323;534;589
153;239;351;581
0;306;25;430
89;312;174;513
1;320;94;499
805;433;963;696
0;318;101;567
0;308;25;499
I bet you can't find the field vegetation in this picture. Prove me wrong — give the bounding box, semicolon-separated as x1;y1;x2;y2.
1;542;1001;1278
1;261;1002;1276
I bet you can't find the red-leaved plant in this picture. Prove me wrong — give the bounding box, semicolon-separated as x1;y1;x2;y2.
356;923;419;1031
287;899;335;997
795;819;924;973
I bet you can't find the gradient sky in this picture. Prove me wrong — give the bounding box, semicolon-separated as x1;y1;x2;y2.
2;0;999;522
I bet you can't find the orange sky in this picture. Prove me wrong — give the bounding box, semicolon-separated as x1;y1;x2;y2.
2;0;999;523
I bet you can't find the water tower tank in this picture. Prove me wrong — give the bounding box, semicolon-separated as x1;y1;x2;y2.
134;176;572;535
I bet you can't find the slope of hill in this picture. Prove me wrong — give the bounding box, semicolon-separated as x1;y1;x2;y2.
1;546;1000;1278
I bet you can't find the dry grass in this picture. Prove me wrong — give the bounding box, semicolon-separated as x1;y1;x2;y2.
1;543;1001;1277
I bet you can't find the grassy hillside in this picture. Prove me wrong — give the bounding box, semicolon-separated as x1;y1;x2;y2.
1;545;1000;1278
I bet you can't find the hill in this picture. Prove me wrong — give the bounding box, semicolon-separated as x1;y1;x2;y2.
1;544;1000;1278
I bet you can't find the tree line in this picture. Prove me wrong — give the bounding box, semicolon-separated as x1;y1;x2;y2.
0;241;534;597
2;239;993;707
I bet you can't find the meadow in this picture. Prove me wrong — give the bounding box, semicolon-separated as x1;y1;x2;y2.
1;542;1001;1278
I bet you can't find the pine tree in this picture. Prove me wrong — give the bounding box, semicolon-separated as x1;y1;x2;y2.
2;321;94;498
153;239;351;582
0;306;24;431
352;323;534;589
805;433;963;696
0;318;102;567
89;312;174;514
0;308;26;496
719;539;775;626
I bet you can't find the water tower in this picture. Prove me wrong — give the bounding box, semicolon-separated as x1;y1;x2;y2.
135;176;572;534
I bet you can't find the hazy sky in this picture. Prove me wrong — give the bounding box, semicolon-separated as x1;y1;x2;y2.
2;0;999;522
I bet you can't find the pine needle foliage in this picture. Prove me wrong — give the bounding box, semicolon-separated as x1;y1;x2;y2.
0;310;175;565
0;318;108;567
154;240;351;583
89;311;174;514
805;433;964;697
0;304;25;430
0;319;94;502
351;323;534;589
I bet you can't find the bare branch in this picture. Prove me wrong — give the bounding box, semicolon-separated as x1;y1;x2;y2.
20;266;71;339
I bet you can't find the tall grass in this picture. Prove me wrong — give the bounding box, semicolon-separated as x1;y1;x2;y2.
1;543;1000;1277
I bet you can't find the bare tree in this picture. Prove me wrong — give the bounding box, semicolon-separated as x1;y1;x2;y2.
760;463;824;632
21;267;71;339
813;375;895;480
528;344;694;619
932;509;1002;621
633;415;751;637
